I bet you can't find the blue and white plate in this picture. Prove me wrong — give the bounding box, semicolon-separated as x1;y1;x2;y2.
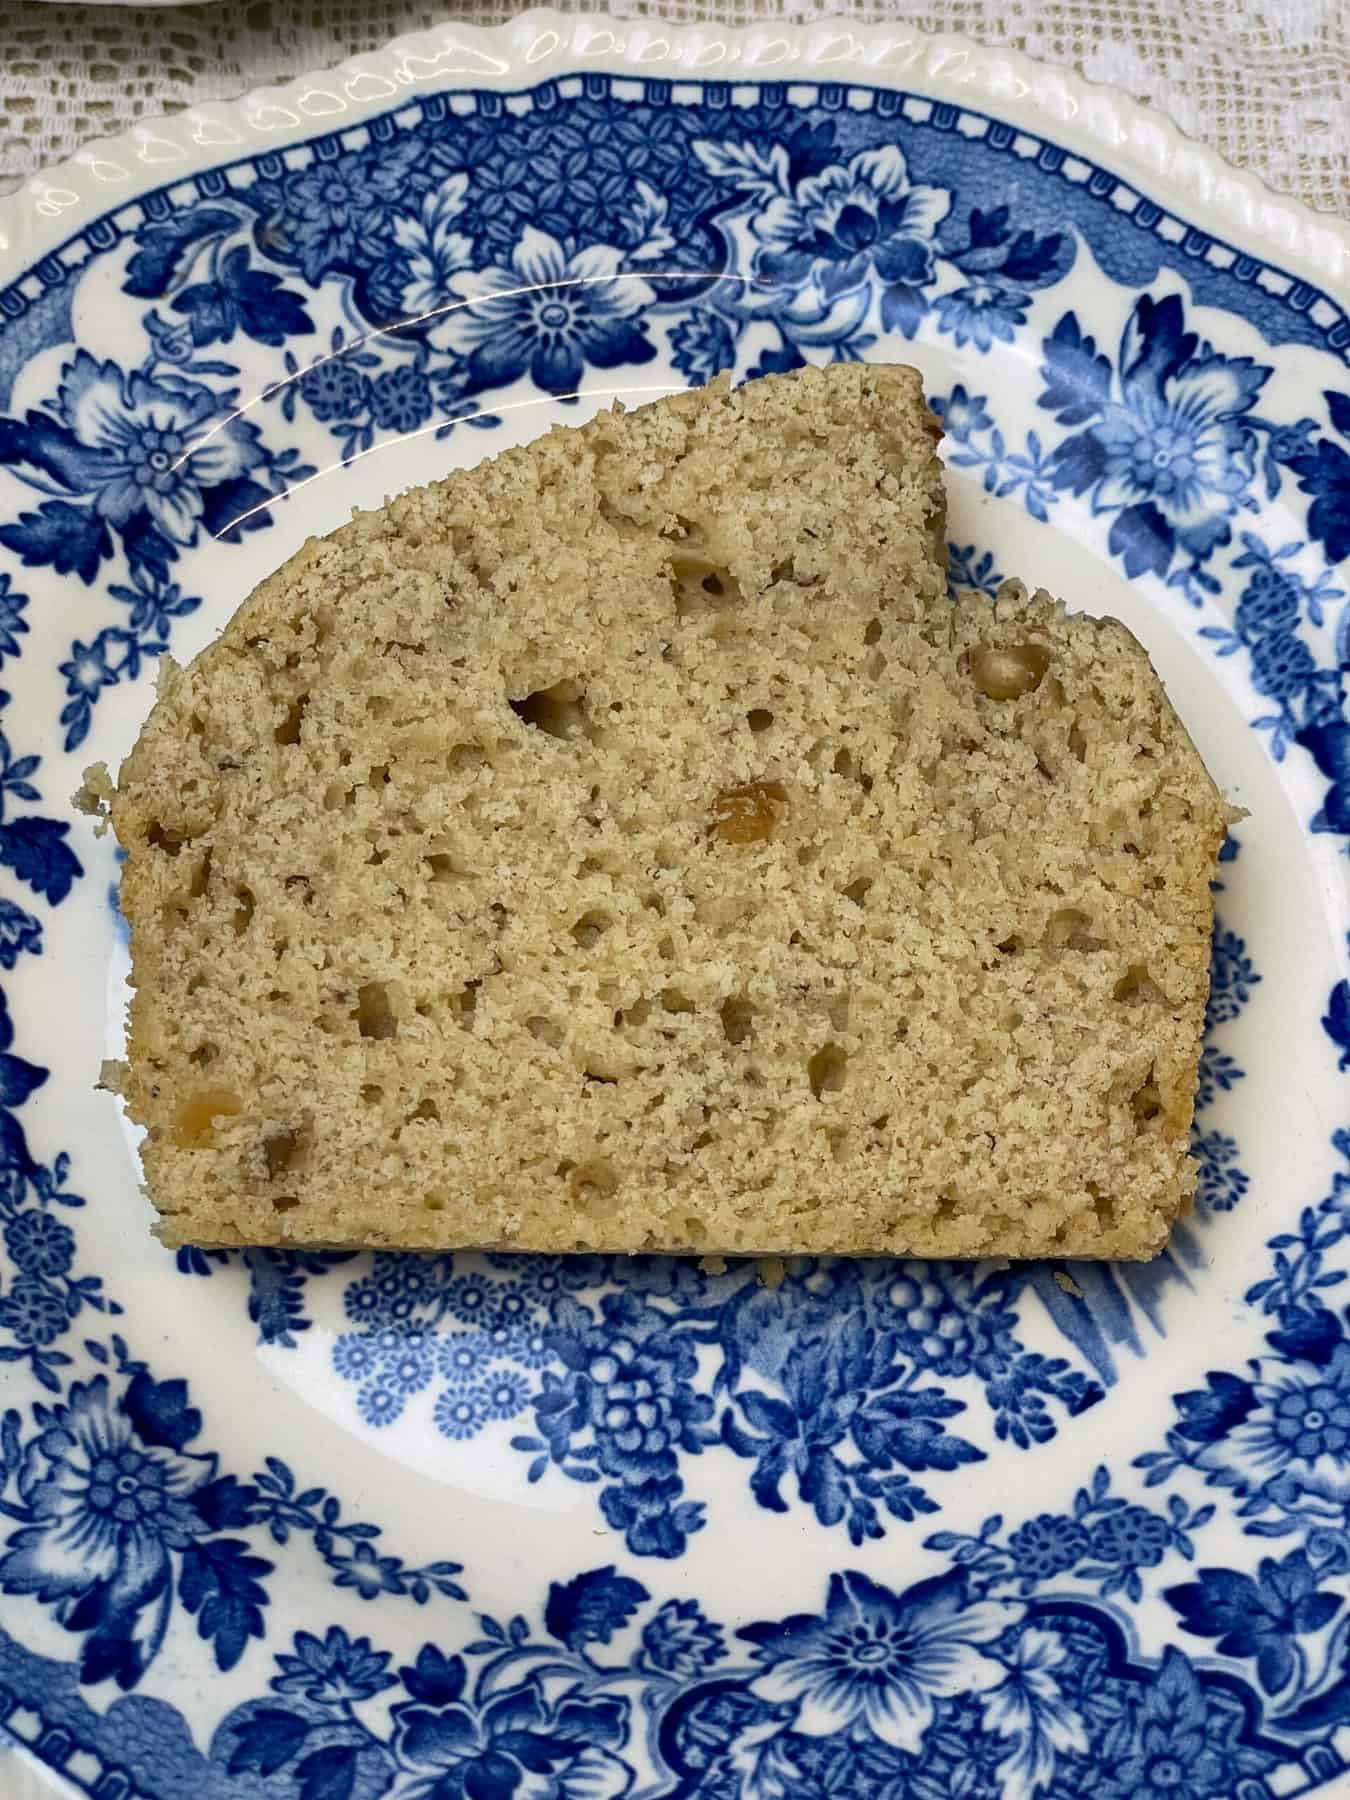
0;15;1348;1798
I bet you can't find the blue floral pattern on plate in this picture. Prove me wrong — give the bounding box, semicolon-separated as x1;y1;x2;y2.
0;29;1346;1800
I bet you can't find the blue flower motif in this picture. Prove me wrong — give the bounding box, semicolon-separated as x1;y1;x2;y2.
372;1324;431;1362
435;1386;490;1441
1085;1503;1172;1571
270;1625;396;1703
1006;1512;1090;1582
357;1381;404;1428
507;1260;572;1303
53;350;266;546
480;1370;530;1421
1098;1649;1265;1800
931;383;993;440
0;1278;68;1345
1040;296;1269;576
493;1284;532;1330
437;1332;491;1387
511;1326;555;1370
1264;1348;1350;1463
437;227;658;396
1196;1348;1350;1514
369;367;433;435
713;141;949;303
0;899;41;969
394;1680;632;1800
330;1539;408;1601
446;1273;502;1329
382;1341;435;1398
298;358;368;422
934;279;1029;350
252;140;427;285
4;1209;75;1277
670;310;737;384
641;1598;724;1676
59;637;118;702
0;1377;209;1609
343;1276;395;1328
372;1254;443;1302
739;1569;1021;1754
332;1331;381;1382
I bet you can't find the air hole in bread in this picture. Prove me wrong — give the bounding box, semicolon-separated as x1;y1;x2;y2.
275;695;308;745
510;679;589;741
146;822;186;856
1113;965;1171;1006
264;1123;311;1180
571;910;612;950
720;995;755;1046
1044;909;1107;952
447;743;488;774
425;851;472;883
172;1088;242;1149
356;982;397;1039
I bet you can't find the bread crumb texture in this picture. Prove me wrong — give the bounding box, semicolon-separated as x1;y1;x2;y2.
109;364;1228;1259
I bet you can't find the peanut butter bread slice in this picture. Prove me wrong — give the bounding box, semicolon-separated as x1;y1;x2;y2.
105;362;1228;1258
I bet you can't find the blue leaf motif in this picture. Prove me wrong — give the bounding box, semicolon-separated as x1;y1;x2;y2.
399;1644;467;1706
0;817;82;906
294;1743;359;1800
544;1566;649;1650
0;502;112;583
1280;1679;1350;1733
1326;389;1350;438
0;1051;45;1109
173;246;314;349
1166;1552;1342;1694
124;1371;203;1452
226;1708;311;1776
179;1537;273;1671
123;208;241;298
1038;312;1112;424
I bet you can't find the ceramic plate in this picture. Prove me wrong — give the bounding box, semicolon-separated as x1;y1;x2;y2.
0;14;1348;1798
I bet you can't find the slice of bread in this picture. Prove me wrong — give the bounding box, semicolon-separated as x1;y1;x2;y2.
104;363;1228;1259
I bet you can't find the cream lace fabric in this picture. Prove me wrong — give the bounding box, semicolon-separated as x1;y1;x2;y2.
0;0;1346;214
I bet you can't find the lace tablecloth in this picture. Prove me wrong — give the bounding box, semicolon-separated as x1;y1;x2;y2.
1;0;1347;215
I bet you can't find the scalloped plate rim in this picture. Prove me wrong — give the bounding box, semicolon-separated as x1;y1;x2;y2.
2;9;1348;298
